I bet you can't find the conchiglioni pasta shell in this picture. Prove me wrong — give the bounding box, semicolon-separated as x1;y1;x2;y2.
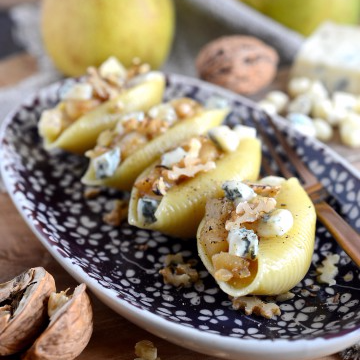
128;138;261;238
81;108;229;191
197;177;316;297
43;76;165;154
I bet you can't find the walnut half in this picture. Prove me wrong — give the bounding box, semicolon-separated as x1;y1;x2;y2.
0;267;55;356
23;283;93;360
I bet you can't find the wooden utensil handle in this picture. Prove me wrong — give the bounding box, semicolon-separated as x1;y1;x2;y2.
315;201;360;267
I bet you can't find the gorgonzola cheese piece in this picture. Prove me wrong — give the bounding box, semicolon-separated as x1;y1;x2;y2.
258;100;277;115
313;118;333;142
291;22;360;94
340;119;360;148
257;209;293;237
99;56;127;79
127;71;164;87
93;148;121;179
38;108;64;141
148;103;177;125
264;91;289;113
61;83;93;101
208;126;240;152
205;96;229;110
332;91;357;111
307;80;328;99
222;181;256;202
233;124;257;140
120;111;145;122
287;113;316;137
137;197;159;224
258;176;285;186
312;99;346;126
288;77;312;98
161;147;187;168
287;94;313;115
227;228;259;260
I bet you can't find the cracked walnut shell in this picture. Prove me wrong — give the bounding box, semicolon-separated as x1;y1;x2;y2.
23;283;93;360
196;35;279;95
0;267;56;356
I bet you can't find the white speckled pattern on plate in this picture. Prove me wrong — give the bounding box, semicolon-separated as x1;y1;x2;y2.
1;74;360;360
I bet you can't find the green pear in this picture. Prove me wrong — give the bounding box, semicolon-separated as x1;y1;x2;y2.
41;0;175;76
241;0;360;36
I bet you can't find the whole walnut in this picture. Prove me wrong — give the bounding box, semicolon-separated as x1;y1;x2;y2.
196;36;279;95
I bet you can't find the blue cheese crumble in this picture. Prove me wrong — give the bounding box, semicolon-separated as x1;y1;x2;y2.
208;124;257;153
208;126;240;152
233;124;257;140
161;147;187;168
61;83;93;101
93;148;121;179
228;228;259;260
286;113;316;137
99;56;127;79
148;103;177;125
205;96;230;110
222;181;256;203
115;111;145;133
120;111;145;122
258;176;285;187
137;197;159;224
257;209;293;237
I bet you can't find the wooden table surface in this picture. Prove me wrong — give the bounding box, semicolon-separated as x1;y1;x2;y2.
1;1;358;359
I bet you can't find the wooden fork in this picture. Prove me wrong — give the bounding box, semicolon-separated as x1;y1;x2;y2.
252;110;360;267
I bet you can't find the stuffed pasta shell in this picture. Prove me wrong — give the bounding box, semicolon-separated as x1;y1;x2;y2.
81;98;229;191
197;177;316;297
128;125;261;238
38;57;165;153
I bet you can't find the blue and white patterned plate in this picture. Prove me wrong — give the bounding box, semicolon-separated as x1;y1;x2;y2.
1;74;360;360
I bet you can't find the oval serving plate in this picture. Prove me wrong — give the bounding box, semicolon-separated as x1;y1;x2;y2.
1;74;360;360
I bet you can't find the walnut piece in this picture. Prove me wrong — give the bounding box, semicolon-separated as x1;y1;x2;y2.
103;199;129;226
232;296;281;319
87;66;119;101
159;254;199;287
0;267;55;356
225;196;276;230
165;161;216;181
275;292;295;302
246;182;281;198
23;283;93;360
316;253;340;286
83;187;101;199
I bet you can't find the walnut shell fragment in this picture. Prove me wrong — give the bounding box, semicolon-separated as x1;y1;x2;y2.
0;267;56;356
24;283;93;360
196;35;279;95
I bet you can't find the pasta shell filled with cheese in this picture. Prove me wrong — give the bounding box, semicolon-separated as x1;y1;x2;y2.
81;98;229;191
128;125;261;238
197;177;316;297
38;57;165;154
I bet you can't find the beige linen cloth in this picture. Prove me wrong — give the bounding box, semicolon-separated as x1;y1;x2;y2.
0;2;358;358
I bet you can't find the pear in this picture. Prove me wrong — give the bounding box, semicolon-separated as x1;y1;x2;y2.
241;0;360;36
41;0;175;76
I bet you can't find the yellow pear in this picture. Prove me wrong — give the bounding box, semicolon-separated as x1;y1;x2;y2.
41;0;175;76
240;0;360;36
